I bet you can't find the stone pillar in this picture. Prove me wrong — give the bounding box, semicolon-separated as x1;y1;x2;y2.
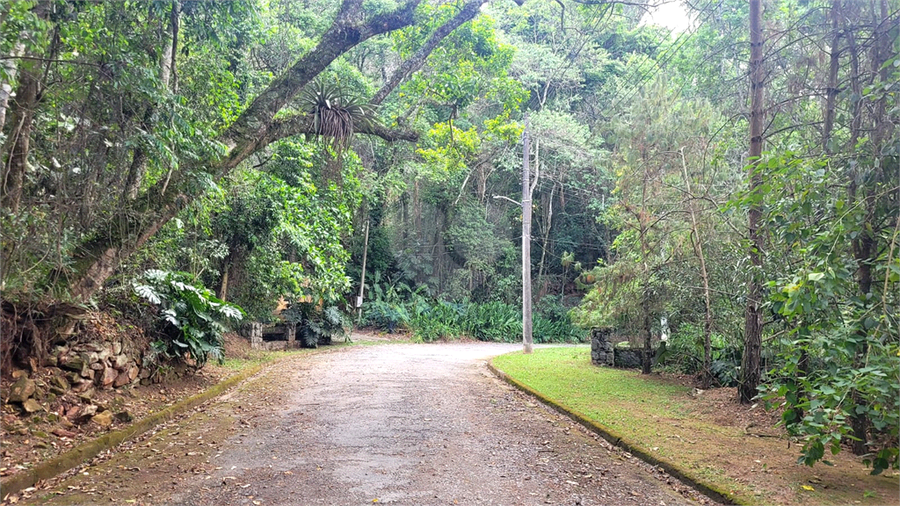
286;323;296;348
248;323;263;350
590;327;614;367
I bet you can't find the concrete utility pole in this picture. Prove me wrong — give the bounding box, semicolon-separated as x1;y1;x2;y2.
522;119;533;354
356;220;370;327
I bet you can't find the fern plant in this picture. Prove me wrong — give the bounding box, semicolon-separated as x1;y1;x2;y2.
134;269;243;367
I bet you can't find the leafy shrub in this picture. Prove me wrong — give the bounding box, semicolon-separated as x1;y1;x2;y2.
654;323;741;386
134;270;243;368
362;293;584;344
461;301;521;342
364;300;410;333
282;302;350;347
533;295;587;343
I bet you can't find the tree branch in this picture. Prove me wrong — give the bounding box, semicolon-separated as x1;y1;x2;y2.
371;0;487;105
223;0;420;147
267;113;418;146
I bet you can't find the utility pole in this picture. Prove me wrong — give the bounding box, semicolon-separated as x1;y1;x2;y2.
522;119;533;354
356;220;370;328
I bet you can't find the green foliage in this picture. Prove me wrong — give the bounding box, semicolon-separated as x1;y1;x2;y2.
300;78;380;144
735;153;900;473
656;323;741;387
133;270;243;368
282;302;350;347
361;276;584;343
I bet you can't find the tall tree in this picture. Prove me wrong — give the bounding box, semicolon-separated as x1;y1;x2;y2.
739;0;765;404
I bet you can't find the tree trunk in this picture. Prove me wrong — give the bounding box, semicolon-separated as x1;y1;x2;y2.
218;263;231;301
2;2;54;213
821;0;841;154
739;0;765;404
0;42;24;132
641;281;652;375
847;0;892;457
639;161;652;375
680;150;713;386
1;66;40;214
537;180;556;291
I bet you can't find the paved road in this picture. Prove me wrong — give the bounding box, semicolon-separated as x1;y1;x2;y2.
26;342;708;505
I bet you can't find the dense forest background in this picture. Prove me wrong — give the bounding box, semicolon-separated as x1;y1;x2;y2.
1;0;897;472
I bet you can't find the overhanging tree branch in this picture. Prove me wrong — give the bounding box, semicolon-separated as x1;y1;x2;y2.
67;0;426;301
371;0;488;105
267;114;419;145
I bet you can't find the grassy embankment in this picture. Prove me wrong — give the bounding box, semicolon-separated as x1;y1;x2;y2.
492;347;899;506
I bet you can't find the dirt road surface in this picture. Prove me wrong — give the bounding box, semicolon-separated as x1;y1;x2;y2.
23;342;713;506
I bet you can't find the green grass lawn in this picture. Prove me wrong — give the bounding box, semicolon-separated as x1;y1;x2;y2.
492;347;900;506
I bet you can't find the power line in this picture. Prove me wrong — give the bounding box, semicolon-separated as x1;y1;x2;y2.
607;0;720;114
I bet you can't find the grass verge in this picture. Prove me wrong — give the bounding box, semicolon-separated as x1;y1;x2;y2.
491;347;899;506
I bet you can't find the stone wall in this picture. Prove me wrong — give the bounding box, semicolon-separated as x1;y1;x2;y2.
591;327;654;369
613;346;644;369
244;322;298;351
50;340;143;391
3;321;148;423
590;327;614;366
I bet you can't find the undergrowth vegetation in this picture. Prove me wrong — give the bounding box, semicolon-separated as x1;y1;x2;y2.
133;269;244;368
362;280;585;343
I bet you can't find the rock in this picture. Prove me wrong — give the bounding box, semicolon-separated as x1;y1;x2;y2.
32;430;49;439
59;417;75;429
78;389;96;403
90;362;105;371
139;368;152;379
74;404;97;424
113;354;128;369
91;410;114;427
60;354;85;373
51;375;69;392
33;441;50;449
66;372;84;384
44;353;59;367
114;411;133;423
82;343;102;353
11;369;29;379
113;342;123;355
80;367;95;381
65;405;80;420
22;399;44;413
100;367;118;387
113;370;131;388
140;378;151;386
52;427;78;438
127;365;139;382
97;349;111;363
7;377;36;403
72;381;93;393
55;319;77;338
